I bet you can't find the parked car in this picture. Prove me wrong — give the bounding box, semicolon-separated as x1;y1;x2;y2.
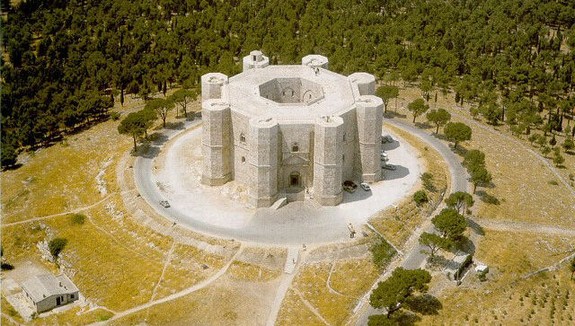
159;200;170;208
382;164;397;171
360;182;371;191
381;135;394;143
342;180;358;193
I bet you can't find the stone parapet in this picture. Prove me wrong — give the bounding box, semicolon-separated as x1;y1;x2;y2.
302;54;329;70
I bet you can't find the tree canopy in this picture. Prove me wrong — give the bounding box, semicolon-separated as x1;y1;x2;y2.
426;108;452;134
376;85;399;113
370;267;432;319
118;110;156;151
407;98;429;123
445;191;474;215
444;122;472;149
2;0;575;166
432;208;467;241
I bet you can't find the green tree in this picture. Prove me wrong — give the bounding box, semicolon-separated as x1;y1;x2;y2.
563;137;574;152
432;208;467;241
426;108;452;134
169;88;198;118
419;232;451;258
445;192;474;215
369;268;432;319
118;110;155;152
145;98;175;128
376;85;399;113
470;166;492;193
48;238;68;259
553;148;565;167
541;145;552;158
444;122;472;149
1;141;18;169
407;98;429;123
463;149;486;171
479;102;503;125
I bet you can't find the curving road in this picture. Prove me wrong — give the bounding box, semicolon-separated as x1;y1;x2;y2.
385;119;470;270
353;119;469;326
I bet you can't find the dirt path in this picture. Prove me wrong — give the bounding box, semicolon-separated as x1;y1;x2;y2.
265;247;303;326
2;193;117;227
149;240;177;302
293;288;331;326
94;245;244;325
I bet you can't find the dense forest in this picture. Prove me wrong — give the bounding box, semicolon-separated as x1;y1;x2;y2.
2;0;575;167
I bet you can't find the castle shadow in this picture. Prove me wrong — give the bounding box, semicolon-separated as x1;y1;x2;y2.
382;165;410;181
341;187;373;203
466;217;485;236
381;139;400;151
138;145;161;159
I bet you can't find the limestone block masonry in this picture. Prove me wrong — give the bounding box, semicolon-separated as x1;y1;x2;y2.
201;51;384;208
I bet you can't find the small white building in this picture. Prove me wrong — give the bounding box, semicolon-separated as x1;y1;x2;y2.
21;274;79;313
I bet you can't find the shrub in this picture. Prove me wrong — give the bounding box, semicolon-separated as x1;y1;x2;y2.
370;239;396;269
413;190;429;206
70;213;86;225
48;238;68;259
420;172;435;192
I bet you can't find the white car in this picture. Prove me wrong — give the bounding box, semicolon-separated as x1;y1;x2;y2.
360;182;371;191
380;151;388;160
382;164;397;171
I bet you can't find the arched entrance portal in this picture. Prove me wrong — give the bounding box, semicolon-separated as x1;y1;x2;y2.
289;171;301;188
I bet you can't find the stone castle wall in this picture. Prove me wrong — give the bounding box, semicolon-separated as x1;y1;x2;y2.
201;52;384;208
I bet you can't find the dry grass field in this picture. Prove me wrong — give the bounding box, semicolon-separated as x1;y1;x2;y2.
109;267;283;325
395;86;575;228
422;231;575;325
276;256;380;326
1;96;242;323
393;85;575;324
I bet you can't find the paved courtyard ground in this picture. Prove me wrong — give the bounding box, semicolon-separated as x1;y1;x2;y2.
135;123;421;245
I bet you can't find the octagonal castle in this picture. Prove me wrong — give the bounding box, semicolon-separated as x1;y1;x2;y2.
201;51;384;208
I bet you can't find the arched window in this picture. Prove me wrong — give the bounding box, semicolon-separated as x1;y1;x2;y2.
292;143;299;152
241;156;246;163
343;133;346;141
239;133;246;142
